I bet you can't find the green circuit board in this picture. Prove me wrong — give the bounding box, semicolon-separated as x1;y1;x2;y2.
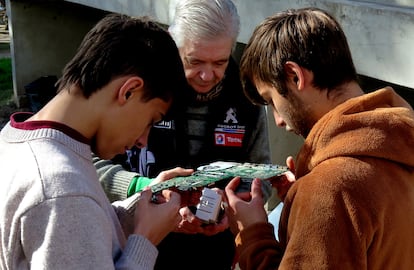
150;161;289;193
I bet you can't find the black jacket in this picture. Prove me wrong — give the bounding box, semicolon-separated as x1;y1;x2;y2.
113;58;270;178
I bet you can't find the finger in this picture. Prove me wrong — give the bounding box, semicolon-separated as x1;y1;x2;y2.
186;211;196;223
167;190;181;206
179;206;196;222
211;188;224;197
160;189;181;208
160;189;172;200
163;167;194;179
250;178;263;200
285;170;296;183
179;206;190;216
225;176;241;194
152;167;194;186
286;156;295;173
224;177;242;204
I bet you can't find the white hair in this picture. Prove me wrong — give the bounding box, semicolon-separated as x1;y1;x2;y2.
169;0;240;48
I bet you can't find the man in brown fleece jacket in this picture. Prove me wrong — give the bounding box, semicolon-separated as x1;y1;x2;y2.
224;7;414;270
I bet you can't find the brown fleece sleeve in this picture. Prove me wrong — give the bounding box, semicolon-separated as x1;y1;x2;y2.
236;222;283;270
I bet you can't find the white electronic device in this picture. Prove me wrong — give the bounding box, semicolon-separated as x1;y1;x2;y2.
195;187;222;224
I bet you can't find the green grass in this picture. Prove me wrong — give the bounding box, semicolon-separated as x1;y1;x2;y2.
0;57;13;106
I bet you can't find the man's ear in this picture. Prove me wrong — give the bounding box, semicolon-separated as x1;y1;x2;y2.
284;61;306;91
117;76;144;105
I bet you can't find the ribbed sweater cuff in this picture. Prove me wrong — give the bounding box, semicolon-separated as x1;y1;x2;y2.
122;234;158;269
103;169;137;201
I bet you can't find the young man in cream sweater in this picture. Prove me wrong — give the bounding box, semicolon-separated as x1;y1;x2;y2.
0;13;192;269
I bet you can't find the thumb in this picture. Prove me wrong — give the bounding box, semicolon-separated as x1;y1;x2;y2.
139;188;152;202
163;190;181;205
250;178;263;200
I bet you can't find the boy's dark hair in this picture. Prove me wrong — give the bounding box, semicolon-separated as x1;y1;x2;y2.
240;7;357;105
57;13;186;102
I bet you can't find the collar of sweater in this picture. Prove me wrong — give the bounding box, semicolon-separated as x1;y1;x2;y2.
194;77;225;103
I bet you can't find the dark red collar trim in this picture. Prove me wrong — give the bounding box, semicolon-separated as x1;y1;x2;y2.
10;112;90;144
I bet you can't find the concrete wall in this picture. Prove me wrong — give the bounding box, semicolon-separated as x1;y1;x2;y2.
57;0;414;89
235;0;414;90
6;0;414;163
6;0;108;107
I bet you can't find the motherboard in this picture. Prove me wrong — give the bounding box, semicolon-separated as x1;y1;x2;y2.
150;161;289;194
149;161;289;223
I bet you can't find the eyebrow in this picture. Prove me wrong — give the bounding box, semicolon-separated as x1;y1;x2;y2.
215;58;229;63
186;56;229;63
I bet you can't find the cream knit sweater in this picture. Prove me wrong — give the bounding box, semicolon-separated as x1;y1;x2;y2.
0;116;157;270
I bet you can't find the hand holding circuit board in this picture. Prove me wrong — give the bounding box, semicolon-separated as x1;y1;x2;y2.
150;161;289;223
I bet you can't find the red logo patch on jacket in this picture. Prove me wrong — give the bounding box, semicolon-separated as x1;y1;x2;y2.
214;108;245;147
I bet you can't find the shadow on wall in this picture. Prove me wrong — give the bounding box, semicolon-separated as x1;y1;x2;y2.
358;75;414;107
24;76;57;113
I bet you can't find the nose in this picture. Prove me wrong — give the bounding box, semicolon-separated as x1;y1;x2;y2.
135;128;150;149
199;66;214;81
135;141;145;148
273;111;286;128
135;138;146;149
